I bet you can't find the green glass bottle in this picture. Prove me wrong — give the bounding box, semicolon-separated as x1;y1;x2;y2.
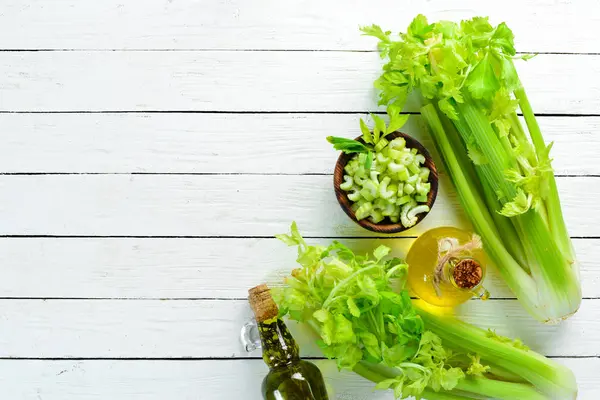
248;284;329;400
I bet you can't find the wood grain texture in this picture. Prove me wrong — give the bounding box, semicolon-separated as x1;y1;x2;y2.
0;174;595;237
1;113;598;175
0;358;598;400
0;52;599;113
0;237;597;299
0;299;599;358
1;0;598;53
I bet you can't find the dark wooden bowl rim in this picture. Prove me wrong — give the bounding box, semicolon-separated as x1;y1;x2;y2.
333;131;439;234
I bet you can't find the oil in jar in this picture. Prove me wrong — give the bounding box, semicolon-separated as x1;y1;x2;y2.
407;226;489;307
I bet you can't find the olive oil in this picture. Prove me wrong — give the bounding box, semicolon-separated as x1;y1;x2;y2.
407;227;489;307
248;284;329;400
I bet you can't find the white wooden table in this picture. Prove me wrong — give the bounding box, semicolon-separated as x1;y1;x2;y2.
0;1;598;399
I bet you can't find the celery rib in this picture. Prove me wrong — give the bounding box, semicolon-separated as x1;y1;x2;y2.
365;13;582;324
416;306;578;400
515;86;575;262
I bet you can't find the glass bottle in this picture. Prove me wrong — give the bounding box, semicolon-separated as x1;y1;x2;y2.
407;226;490;307
246;284;329;400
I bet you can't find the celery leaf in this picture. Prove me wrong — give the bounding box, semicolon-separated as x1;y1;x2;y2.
466;53;500;100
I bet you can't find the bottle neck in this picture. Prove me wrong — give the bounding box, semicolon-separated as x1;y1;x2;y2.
257;318;300;369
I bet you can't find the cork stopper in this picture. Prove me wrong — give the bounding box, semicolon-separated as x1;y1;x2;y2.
452;259;483;289
248;284;279;322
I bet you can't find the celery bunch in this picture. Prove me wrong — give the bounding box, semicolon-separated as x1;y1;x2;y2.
274;223;577;399
362;15;580;323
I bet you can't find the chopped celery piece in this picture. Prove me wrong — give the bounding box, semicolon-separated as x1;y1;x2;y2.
381;202;396;216
408;162;421;175
379;177;395;199
347;189;362;202
416;182;431;196
409;205;430;219
374;198;387;210
355;202;373;220
389;137;406;150
397;167;410;181
340;175;354;191
400;200;418;227
369;171;380;183
376;152;390;164
374;137;389;152
406;174;419;186
363;180;378;196
386;162;403;174
404;183;415;195
369;209;384;223
374;162;386;173
415;194;428;203
396;183;404;196
419;167;430;181
396;195;411;205
399;152;414;166
415;154;426;164
353;174;366;186
388;148;401;160
359;188;375;202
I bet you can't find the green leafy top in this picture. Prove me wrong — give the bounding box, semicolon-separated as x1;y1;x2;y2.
274;223;489;399
361;15;522;123
361;15;549;217
327;108;410;167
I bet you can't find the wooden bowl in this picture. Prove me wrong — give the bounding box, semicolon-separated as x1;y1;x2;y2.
333;131;439;234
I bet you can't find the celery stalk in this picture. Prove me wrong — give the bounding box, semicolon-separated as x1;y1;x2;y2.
421;105;539;315
437;104;528;268
417;307;577;400
455;378;546;400
353;362;474;399
454;102;580;322
275;223;579;399
515;86;575;262
363;15;582;323
424;103;579;322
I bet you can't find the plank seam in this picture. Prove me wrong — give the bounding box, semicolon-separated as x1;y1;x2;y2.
0;297;598;301
1;111;600;117
0;173;597;177
0;235;597;239
0;356;592;360
0;49;599;56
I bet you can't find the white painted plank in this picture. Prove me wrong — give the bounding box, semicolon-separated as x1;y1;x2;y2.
0;299;598;358
0;359;391;400
0;175;595;237
0;238;596;299
0;52;598;113
1;113;597;175
0;358;597;400
1;0;598;53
